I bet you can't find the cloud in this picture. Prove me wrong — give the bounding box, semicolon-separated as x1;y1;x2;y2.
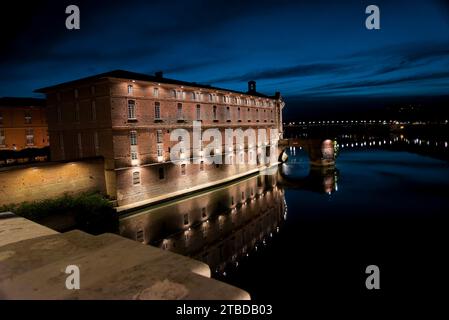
304;71;449;93
209;63;350;83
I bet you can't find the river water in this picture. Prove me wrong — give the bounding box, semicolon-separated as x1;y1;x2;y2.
119;135;449;299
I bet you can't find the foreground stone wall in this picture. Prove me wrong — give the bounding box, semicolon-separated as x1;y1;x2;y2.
0;158;106;206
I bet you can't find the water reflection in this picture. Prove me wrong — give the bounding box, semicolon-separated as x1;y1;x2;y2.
119;164;338;275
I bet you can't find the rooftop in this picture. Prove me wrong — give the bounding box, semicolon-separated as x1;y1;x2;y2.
35;69;279;99
0;97;46;107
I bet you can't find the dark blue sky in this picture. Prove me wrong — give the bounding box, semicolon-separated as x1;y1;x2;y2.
1;0;448;117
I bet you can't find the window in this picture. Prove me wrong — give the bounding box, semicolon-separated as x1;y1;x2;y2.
183;214;189;225
74;89;78;98
132;171;140;185
157;144;163;157
177;103;183;120
222;96;227;103
24;111;32;124
201;207;207;218
94;132;100;156
74;103;80;122
191;92;196;100
200;160;204;171
130;131;137;146
213;106;217;121
0;129;5;146
171;90;177;98
57;106;62;123
238;107;241;120
226;107;231;121
196;105;201;121
153;87;159;97
128;100;136;119
208;94;213;102
0;112;3;125
156;130;163;143
154;102;161;119
59;133;64;153
128;85;133;95
131;151;138;160
91;101;96;121
158;167;165;180
25;128;34;146
77;132;82;157
181;163;186;175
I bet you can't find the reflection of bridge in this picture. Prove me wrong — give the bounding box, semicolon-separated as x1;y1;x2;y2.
277;165;339;194
278;138;337;167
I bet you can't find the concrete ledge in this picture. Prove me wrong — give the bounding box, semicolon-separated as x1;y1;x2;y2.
0;220;250;300
0;212;58;247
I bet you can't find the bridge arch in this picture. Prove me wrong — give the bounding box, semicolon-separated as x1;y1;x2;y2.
277;138;337;167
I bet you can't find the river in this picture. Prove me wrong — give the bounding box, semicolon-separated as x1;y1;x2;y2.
119;134;449;299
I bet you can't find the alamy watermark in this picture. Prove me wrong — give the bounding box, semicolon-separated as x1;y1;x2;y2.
169;121;279;174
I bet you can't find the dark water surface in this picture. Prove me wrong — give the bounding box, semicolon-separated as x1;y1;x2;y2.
120;141;449;300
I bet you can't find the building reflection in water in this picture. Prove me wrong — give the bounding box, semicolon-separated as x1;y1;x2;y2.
119;165;338;275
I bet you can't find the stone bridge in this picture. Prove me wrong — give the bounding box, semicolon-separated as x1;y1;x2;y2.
277;138;337;167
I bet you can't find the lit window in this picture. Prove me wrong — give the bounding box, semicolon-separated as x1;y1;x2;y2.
132;171;140;185
153;87;159;97
177;103;183;120
196;104;201;121
157;144;163;157
154;102;161;119
181;163;186;175
26;128;34;146
0;129;5;146
128;85;133;95
130;131;137;146
156;130;163;143
131;151;138;160
128;100;136;119
24;111;32;124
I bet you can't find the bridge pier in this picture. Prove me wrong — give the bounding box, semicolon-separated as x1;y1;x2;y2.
278;138;336;167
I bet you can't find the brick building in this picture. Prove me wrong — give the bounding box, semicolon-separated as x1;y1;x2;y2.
0;97;48;151
36;70;284;207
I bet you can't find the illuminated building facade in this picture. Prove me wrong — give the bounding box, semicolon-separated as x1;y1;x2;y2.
0;97;48;151
37;70;284;207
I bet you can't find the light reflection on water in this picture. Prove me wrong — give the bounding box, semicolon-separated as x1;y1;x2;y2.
119;134;449;298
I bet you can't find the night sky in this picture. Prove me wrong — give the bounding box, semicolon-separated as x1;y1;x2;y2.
1;0;448;118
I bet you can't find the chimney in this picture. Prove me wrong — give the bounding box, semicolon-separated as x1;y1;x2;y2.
155;71;163;78
248;80;256;93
